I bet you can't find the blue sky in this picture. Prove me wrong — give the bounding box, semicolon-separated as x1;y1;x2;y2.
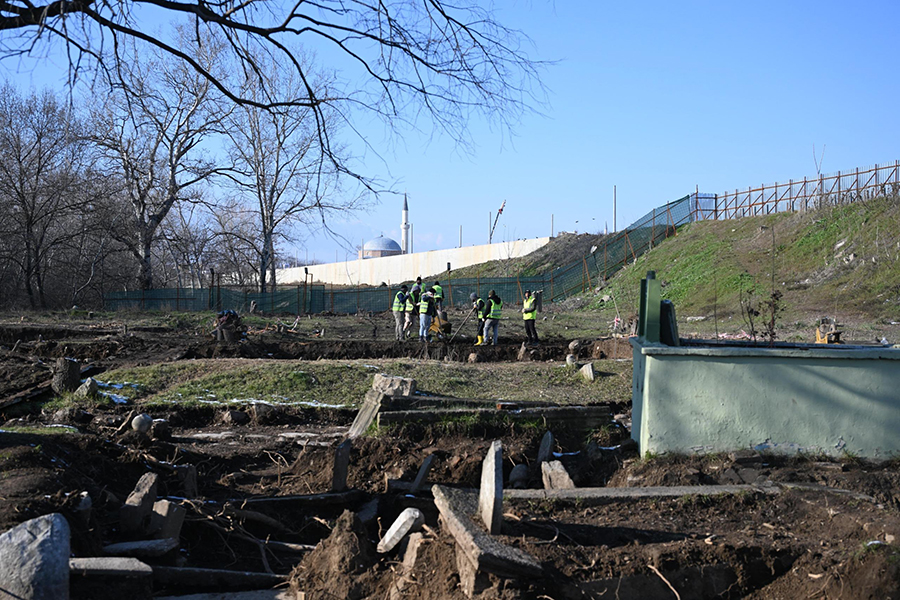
4;1;899;265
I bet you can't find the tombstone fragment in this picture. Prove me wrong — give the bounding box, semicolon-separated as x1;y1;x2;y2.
376;508;425;553
580;362;596;382
347;390;388;438
52;357;81;394
537;431;554;464
542;460;576;490
149;500;186;540
410;454;436;493
332;440;352;492
566;354;577;367
478;440;503;535
120;473;159;533
509;464;528;489
371;373;417;397
74;377;99;399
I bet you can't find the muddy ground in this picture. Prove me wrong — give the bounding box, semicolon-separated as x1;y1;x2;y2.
2;314;900;599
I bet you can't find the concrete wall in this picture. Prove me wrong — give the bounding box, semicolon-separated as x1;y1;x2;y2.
277;237;552;286
631;339;900;458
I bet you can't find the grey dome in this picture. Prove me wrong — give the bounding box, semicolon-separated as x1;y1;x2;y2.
364;236;401;252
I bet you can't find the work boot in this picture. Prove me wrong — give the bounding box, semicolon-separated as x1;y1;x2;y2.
475;335;483;346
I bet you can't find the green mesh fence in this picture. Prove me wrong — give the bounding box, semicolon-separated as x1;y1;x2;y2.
104;195;694;313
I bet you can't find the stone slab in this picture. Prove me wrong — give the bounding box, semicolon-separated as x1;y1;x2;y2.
103;537;179;557
0;513;70;600
542;460;576;490
223;490;364;508
377;406;611;433
478;440;503;535
152;566;287;589
536;431;554;464
410;454;436;493
347;390;388;438
332;440;352;492
69;557;153;577
372;373;417;397
506;484;776;503
156;591;297;600
432;485;541;579
151;500;186;539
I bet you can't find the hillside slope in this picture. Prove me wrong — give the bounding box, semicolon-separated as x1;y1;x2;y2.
586;193;900;341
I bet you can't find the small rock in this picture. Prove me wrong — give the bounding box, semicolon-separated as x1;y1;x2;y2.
566;354;577;367
222;410;250;425
131;414;152;433
542;460;576;489
74;377;99;399
467;353;482;363
250;403;278;423
372;374;417;397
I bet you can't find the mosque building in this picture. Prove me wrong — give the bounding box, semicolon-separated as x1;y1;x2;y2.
358;194;410;259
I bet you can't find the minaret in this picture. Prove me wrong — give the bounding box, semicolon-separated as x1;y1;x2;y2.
401;194;410;254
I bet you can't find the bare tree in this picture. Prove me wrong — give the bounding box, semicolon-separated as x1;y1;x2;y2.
223;55;366;293
2;1;544;184
87;33;226;289
0;82;89;307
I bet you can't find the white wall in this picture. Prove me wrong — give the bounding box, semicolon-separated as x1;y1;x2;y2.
278;237;552;286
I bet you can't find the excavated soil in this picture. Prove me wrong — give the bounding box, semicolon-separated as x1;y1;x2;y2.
2;321;900;598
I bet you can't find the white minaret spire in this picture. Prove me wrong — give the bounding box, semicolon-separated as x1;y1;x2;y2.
401;193;410;254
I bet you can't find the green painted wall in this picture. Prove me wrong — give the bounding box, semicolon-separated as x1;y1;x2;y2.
631;339;900;458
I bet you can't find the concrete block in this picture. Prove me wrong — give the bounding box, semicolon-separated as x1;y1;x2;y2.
478;440;503;535
542;460;576;490
0;513;70;600
120;472;159;533
150;500;186;540
332;440;352;492
377;508;425;553
537;431;554;464
372;373;416;397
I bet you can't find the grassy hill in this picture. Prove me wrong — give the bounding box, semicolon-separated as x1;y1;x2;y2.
586;193;900;342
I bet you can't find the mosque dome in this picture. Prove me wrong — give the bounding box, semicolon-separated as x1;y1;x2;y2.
361;235;402;258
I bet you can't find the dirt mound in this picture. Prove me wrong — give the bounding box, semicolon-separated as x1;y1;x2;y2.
290;510;379;599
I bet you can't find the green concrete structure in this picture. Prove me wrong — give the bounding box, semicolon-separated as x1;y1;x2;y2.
631;272;900;458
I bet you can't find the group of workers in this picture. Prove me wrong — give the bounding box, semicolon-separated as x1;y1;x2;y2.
390;277;445;342
390;278;539;345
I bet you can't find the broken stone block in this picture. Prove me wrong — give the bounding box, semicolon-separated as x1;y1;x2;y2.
410;454;436;493
517;343;530;361
120;473;159;533
0;513;70;600
580;362;596;382
478;440;503;535
52;357;81;394
332;440;352;492
131;413;152;433
377;507;425;553
102;537;179;558
509;464;528;489
74;377;99;399
150;500;186;540
222;410;250;425
390;532;425;599
372;373;417;397
456;543;492;598
542;460;576;490
537;431;554;464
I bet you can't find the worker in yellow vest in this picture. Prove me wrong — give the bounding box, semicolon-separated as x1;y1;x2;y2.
432;281;444;313
522;289;539;345
483;290;502;346
391;285;409;341
470;292;486;345
402;286;416;339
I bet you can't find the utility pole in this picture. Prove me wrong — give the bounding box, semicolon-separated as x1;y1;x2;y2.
614;185;617;233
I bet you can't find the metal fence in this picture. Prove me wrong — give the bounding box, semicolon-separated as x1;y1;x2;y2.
692;161;900;220
104;194;695;314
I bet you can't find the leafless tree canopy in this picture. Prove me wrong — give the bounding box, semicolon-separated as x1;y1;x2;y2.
1;0;544;136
